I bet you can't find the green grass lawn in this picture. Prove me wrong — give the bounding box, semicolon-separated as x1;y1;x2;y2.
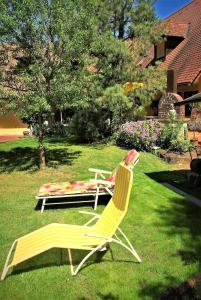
0;137;201;300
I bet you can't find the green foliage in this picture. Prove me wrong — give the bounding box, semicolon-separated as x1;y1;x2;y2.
47;122;69;137
70;110;110;142
116;119;162;151
160;121;192;153
0;0;97;114
100;84;132;131
0;0;166;147
159;111;192;153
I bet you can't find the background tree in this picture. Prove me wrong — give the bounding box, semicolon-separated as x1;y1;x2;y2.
0;0;98;168
78;0;166;138
0;0;166;163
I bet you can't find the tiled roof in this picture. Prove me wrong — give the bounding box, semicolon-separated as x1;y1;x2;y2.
163;0;201;84
165;21;189;37
138;46;154;68
141;0;201;85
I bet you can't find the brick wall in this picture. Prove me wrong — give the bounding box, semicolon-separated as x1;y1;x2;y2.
158;93;185;119
188;108;201;131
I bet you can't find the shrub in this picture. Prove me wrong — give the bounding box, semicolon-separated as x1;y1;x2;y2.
47;122;69;136
116;119;162;151
69;110;110;143
160;120;192;153
116;118;192;153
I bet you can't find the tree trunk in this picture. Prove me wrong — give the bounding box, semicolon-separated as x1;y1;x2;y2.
118;11;125;39
38;114;46;170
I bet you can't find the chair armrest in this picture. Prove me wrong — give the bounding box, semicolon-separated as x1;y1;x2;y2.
85;233;112;241
79;211;101;226
134;158;139;166
79;211;100;217
88;168;112;175
90;179;115;186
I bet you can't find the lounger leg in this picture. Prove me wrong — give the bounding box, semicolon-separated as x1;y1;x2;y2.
94;186;99;210
67;249;74;276
1;240;17;281
113;228;141;263
41;198;46;213
67;244;105;276
112;238;141;263
118;228;141;263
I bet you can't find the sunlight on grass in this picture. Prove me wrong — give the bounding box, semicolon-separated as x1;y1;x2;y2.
0;137;201;300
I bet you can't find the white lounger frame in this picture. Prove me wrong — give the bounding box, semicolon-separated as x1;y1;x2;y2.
67;211;141;276
1;211;141;280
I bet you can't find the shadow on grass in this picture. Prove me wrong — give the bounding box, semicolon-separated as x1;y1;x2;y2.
79;293;119;300
10;246;136;280
46;136;106;149
35;195;111;212
0;147;81;173
137;170;201;299
147;169;201;201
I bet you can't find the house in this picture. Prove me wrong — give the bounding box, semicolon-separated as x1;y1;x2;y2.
0;45;28;136
141;0;201;118
0;114;28;136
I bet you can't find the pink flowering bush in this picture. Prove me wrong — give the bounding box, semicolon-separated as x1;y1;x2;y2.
116;120;162;151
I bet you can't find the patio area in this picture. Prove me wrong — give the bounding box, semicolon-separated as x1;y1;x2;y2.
0;136;20;143
188;131;201;143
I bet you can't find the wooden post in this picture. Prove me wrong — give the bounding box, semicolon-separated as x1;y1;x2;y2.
167;69;177;93
199;74;201;92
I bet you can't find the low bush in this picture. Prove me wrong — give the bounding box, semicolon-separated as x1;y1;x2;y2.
116;119;162;151
69;110;110;143
160;120;192;153
47;122;69;136
116;119;192;153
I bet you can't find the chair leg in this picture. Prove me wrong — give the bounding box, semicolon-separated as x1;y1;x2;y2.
1;241;17;281
67;244;105;276
112;238;141;263
115;228;141;263
94;186;99;210
41;198;46;213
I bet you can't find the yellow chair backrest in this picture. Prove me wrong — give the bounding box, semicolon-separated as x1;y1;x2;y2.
95;163;133;237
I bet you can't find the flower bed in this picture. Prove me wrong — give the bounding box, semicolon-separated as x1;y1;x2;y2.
116;119;162;151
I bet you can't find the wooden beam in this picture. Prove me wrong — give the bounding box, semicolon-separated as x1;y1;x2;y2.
167;69;177;93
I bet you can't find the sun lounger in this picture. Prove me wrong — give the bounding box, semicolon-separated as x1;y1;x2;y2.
36;149;139;212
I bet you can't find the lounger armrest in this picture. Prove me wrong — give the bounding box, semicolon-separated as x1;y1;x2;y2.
80;211;100;226
90;179;115;186
124;157;139;170
88;168;112;175
79;211;100;217
134;158;139;166
85;233;112;241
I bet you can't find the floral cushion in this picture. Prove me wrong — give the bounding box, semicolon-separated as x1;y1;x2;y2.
123;149;139;167
105;149;139;182
38;180;112;197
38;149;139;197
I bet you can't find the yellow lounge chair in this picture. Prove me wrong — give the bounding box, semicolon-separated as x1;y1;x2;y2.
1;163;141;281
37;149;139;212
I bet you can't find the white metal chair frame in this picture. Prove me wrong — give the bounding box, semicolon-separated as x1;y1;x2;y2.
65;210;141;276
1;210;141;280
